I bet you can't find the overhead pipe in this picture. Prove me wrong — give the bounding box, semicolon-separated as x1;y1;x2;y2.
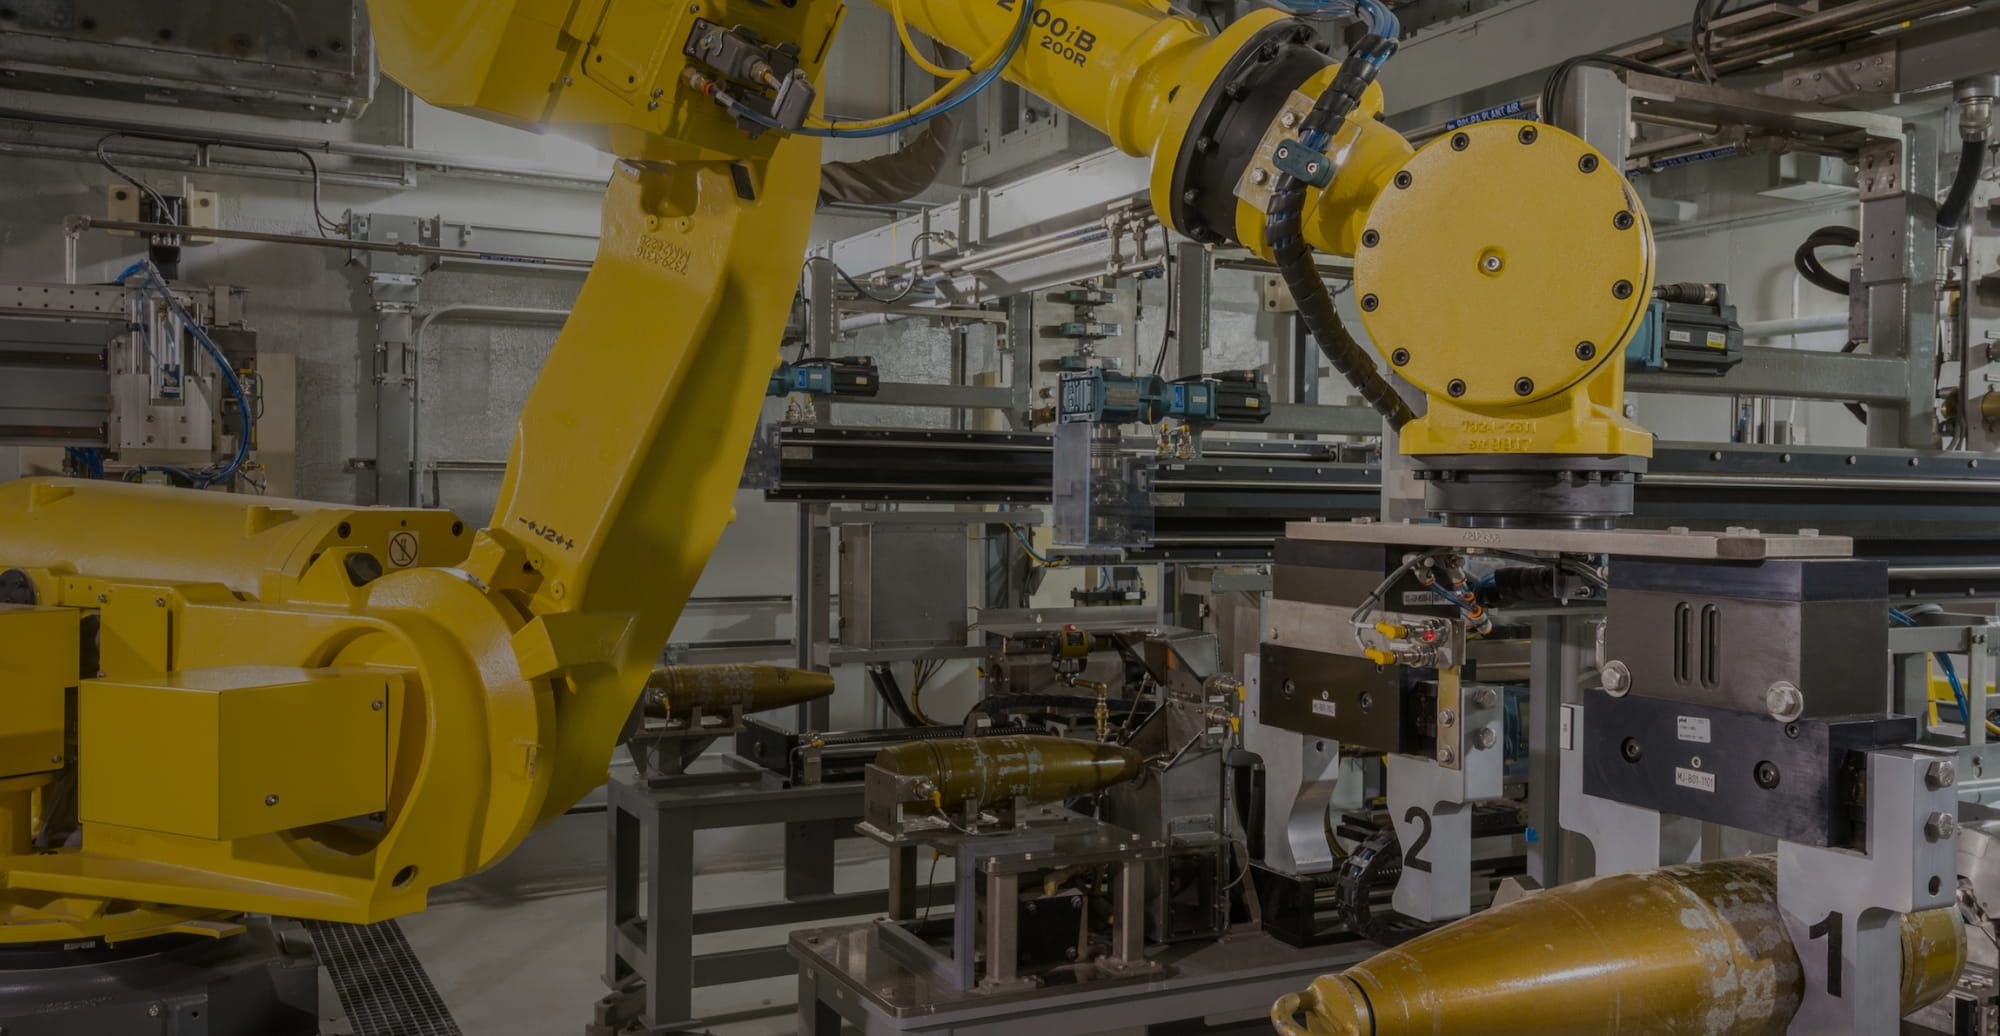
66;216;593;269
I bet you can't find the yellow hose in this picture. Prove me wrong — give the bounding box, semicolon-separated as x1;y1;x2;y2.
804;0;1024;131
892;0;964;79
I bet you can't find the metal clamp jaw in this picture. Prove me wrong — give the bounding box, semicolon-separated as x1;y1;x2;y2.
1777;746;1960;1035
1386;675;1507;922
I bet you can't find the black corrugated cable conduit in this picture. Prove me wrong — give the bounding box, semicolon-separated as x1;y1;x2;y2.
1938;139;1987;232
1793;225;1859;297
868;665;925;727
1263;34;1416;430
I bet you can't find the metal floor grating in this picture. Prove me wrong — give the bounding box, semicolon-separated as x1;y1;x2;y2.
305;918;464;1036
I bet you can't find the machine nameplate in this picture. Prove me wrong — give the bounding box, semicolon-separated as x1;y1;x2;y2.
1311;699;1337;718
1676;716;1711;743
1674;767;1715;793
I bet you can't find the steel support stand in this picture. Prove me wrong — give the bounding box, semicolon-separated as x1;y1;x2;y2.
1385;679;1503;922
1779;748;1958;1035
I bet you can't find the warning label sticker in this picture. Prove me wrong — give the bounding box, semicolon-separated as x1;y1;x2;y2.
387;530;420;569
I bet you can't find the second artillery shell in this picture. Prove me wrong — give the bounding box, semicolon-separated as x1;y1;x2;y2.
873;734;1144;810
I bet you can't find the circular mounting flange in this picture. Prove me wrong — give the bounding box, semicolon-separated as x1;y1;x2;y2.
1353;120;1652;408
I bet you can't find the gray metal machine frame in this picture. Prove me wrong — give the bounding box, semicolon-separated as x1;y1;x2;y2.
595;759;947;1033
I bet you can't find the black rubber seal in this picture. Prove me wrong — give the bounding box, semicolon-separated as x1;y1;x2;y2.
1165;20;1330;245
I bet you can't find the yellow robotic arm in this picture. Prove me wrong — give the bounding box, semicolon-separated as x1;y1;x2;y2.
0;0;1650;941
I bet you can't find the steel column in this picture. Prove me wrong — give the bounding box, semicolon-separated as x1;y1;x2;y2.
1173;241;1208;381
794;502;833;727
1857;123;1941;449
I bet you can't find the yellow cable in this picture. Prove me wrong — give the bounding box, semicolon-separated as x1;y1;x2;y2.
892;0;964;80
909;660;933;725
804;2;1023;131
1925;661;2000;736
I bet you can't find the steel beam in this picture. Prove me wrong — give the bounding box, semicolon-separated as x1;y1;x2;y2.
865;383;1020;411
1627;347;1912;404
1259;402;1384;436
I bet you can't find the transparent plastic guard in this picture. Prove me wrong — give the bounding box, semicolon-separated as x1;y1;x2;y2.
1053;422;1154;549
739;399;787;491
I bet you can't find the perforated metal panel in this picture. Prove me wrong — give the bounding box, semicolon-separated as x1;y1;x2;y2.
306;919;463;1036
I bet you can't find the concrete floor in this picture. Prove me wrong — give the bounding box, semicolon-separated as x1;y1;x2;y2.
331;852;896;1036
311;802;1266;1036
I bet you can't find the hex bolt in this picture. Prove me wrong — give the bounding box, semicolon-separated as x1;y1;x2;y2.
1250;168;1269;186
1471;728;1497;750
1439;708;1457;728
1927;759;1959;790
1926;811;1960;842
1764;681;1804;722
1482;255;1503;273
1438;747;1457;765
371;699;386;711
147;1004;163;1018
1280;111;1300;128
1470;687;1499;710
1602;660;1632;696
